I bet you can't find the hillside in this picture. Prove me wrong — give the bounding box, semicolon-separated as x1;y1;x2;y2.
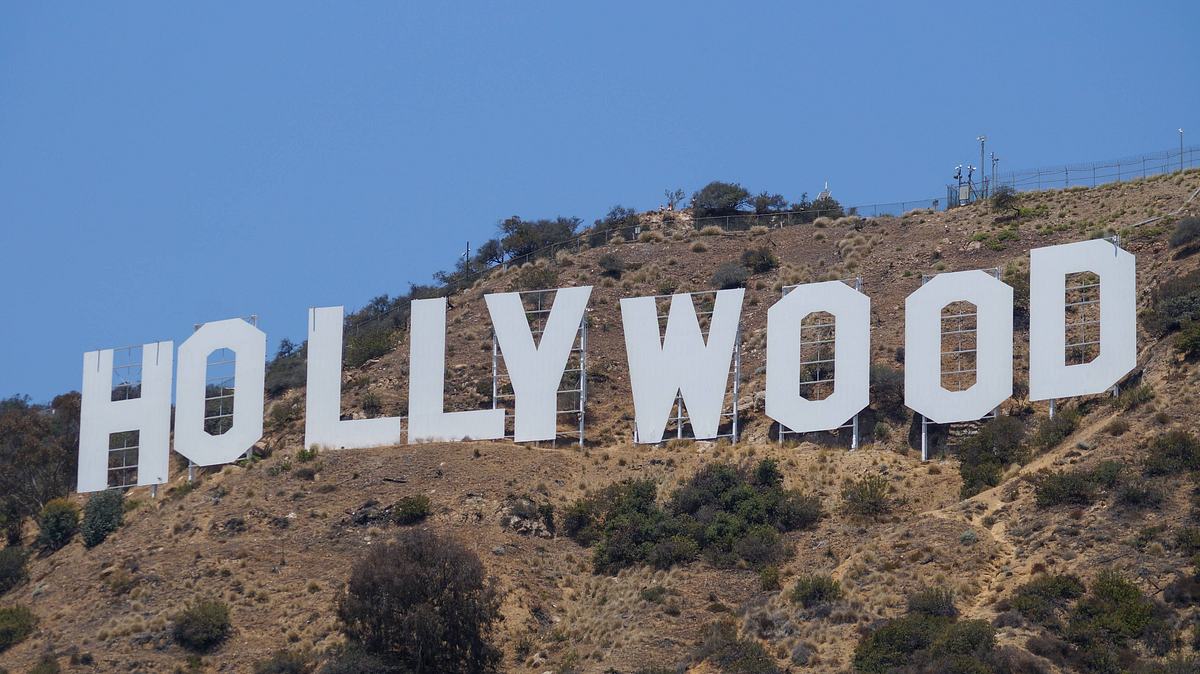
4;169;1200;674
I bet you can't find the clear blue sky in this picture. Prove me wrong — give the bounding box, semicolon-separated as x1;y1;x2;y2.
2;2;1197;402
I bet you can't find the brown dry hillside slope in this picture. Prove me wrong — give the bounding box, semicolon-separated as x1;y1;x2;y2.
4;170;1200;674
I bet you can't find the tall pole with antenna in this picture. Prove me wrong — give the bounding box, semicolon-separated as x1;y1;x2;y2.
977;135;987;198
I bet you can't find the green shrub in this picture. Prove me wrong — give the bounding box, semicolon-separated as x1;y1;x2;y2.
693;618;780;673
0;547;28;595
172;599;232;652
35;498;79;552
955;416;1027;497
1169;216;1200;248
514;264;558;291
1116;483;1163;509
759;565;780;592
1034;469;1098;507
1175;527;1200;554
343;327;394;369
253;649;313;674
361;393;381;418
740;246;778;274
1144;269;1200;336
338;528;502;673
567;460;820;574
841;474;893;517
1011;574;1085;626
907;586;957;618
597;253;625;278
0;604;37;653
852;613;953;674
869;364;906;420
392;495;431;526
791;575;842;607
711;263;750;290
1142;430;1200;476
81;489;124;548
1065;570;1171;660
1114;384;1155;410
1031;409;1081;450
1177;322;1200;358
929;619;995;660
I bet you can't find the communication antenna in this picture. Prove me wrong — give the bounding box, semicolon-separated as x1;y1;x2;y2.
977;135;987;197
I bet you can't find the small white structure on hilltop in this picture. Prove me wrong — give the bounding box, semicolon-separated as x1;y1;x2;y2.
816;181;831;201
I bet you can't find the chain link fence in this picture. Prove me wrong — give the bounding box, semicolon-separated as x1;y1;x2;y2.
950;144;1199;208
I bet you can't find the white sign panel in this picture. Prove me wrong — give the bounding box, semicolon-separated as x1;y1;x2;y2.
766;280;870;434
905;270;1013;424
621;289;743;443
486;286;592;442
78;342;173;492
407;297;505;443
305;306;403;450
1029;239;1136;400
174;318;266;466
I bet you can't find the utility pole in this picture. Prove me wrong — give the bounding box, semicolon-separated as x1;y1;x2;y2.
977;135;987;198
990;152;999;190
1181;129;1186;173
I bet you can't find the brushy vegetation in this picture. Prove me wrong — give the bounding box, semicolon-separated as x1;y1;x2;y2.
1144;268;1200;336
564;459;821;574
80;489;124;548
343;326;394;369
869;364;906;421
692;618;780;674
34;498;79;552
252;650;313;674
1031;409;1081;450
338;528;502;673
791;574;842;608
1034;468;1101;507
0;604;36;653
740;246;779;274
907;586;958;618
1010;573;1085;626
172;599;232;652
955;416;1027;497
1168;216;1200;249
711;262;751;290
1007;571;1172;672
264;339;306;397
0;547;27;595
1142;430;1200;476
1176;322;1200;358
392;495;432;526
840;474;894;518
854;587;1004;673
597;252;626;278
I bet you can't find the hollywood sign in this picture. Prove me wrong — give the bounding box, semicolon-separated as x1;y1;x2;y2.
76;239;1135;492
